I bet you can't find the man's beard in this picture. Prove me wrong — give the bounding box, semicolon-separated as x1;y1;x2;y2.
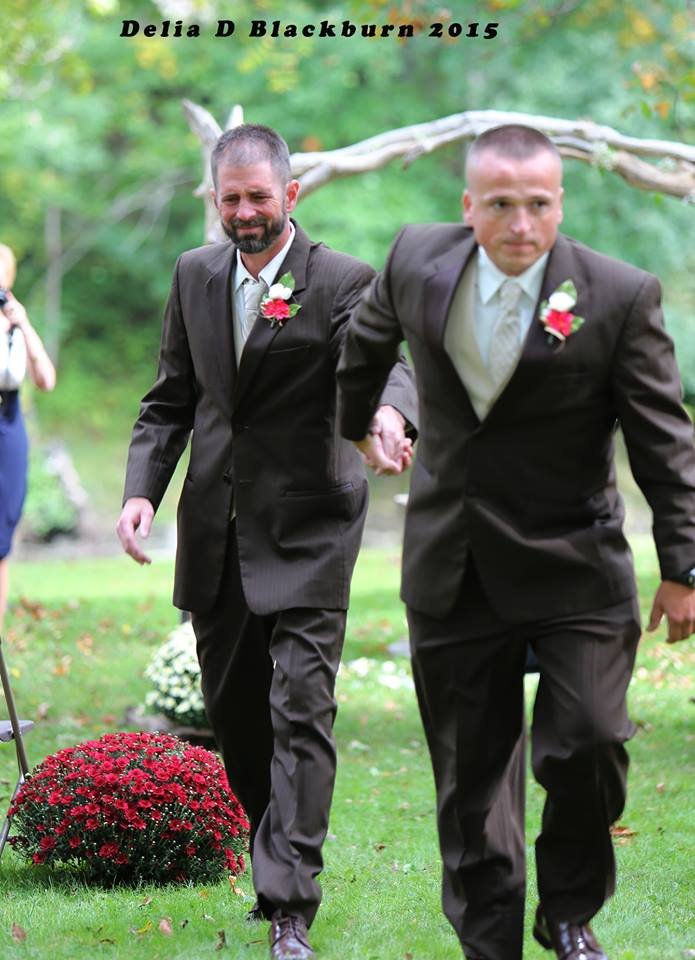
221;211;287;253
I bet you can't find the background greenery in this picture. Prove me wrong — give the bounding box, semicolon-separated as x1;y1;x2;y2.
0;1;693;538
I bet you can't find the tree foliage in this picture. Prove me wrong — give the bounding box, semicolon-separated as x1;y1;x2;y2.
0;0;693;393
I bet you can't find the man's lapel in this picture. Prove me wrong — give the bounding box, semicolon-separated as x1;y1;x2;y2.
204;242;237;416
423;234;477;350
233;221;309;409
519;233;578;366
423;232;482;425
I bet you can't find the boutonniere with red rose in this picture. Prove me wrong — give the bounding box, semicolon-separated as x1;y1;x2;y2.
260;271;301;328
539;280;585;345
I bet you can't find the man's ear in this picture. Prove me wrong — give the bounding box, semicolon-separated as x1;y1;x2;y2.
210;187;220;210
462;190;474;225
557;187;564;225
285;179;300;213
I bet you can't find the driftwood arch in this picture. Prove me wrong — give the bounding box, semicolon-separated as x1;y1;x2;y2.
183;101;695;243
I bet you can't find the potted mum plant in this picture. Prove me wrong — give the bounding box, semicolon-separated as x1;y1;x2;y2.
8;730;248;885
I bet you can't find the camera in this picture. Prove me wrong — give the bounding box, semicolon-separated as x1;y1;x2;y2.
0;289;8;308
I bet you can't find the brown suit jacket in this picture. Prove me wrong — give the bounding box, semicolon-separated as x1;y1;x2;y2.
123;222;417;615
338;225;695;620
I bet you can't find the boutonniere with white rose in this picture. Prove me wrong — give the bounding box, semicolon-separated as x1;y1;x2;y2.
539;280;585;344
260;271;302;328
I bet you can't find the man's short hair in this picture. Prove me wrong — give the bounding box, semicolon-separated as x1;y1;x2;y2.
466;124;561;174
211;124;292;190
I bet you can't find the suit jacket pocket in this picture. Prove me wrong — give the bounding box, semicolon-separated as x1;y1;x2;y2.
283;481;354;499
275;481;358;544
266;344;313;357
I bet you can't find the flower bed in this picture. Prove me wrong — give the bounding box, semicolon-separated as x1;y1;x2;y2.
8;731;248;885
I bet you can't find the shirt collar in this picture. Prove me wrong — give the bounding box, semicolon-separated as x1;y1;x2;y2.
477;246;549;305
233;221;295;293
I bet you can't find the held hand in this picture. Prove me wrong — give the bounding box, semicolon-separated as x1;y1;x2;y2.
647;581;695;643
116;497;155;565
360;404;413;476
355;434;403;476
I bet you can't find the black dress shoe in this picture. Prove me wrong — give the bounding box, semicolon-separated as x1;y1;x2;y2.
533;905;607;960
269;911;315;960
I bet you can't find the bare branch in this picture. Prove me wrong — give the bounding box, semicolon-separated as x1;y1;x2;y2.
182;104;695;232
290;110;695;202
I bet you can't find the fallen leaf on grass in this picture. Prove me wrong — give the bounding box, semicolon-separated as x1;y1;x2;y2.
405;953;414;960
52;655;72;677
19;597;46;620
656;782;666;793
158;918;173;935
215;929;227;950
139;896;153;908
610;824;637;845
11;923;27;943
373;842;386;852
229;875;243;895
131;921;153;936
76;634;94;656
180;919;189;929
36;702;51;720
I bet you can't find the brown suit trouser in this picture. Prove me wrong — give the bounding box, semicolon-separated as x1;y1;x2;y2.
408;564;640;960
192;523;346;926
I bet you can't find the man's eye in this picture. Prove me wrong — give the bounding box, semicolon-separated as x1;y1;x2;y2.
492;200;508;210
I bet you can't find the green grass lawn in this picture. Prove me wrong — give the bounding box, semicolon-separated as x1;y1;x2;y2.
0;544;693;959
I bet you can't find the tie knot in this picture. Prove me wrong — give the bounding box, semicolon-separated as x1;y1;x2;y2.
499;279;522;310
243;277;265;311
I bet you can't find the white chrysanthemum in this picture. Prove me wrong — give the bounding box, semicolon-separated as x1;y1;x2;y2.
143;621;207;727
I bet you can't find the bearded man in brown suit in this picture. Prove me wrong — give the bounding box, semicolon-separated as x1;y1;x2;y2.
117;124;416;960
337;124;695;960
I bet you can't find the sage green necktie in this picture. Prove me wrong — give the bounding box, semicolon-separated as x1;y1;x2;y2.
488;278;523;392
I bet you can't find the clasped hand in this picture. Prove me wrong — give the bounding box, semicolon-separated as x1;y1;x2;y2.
354;404;413;476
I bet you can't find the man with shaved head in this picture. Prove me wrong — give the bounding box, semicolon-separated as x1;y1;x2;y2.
338;124;695;959
118;123;416;960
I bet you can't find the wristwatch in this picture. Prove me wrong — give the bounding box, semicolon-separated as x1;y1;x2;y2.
668;565;695;588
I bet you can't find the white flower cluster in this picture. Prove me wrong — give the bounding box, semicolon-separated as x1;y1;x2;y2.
339;657;415;692
144;621;208;728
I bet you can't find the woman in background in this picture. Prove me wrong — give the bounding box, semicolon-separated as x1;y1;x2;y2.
0;243;56;633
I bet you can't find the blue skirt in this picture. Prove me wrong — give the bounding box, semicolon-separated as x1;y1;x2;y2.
0;391;28;559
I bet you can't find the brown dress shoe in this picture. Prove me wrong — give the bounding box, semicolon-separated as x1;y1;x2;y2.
269;911;315;960
533;905;607;960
